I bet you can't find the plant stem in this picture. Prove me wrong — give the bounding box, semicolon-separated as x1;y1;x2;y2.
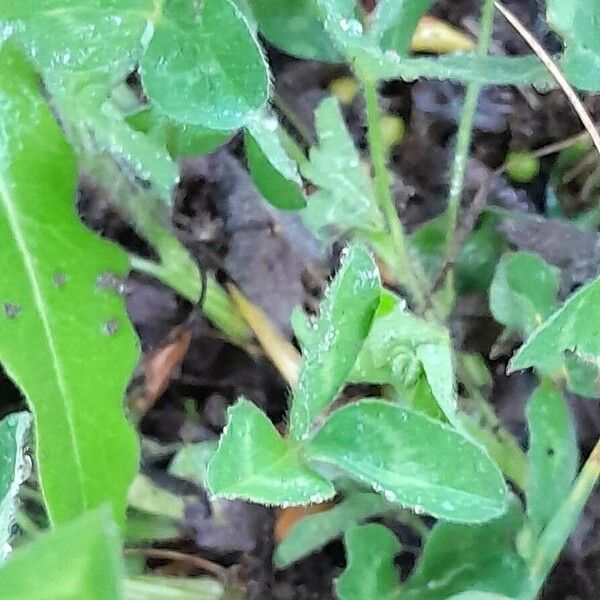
440;0;495;284
362;78;427;311
523;438;600;599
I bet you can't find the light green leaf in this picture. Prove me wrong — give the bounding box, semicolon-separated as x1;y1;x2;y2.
509;273;600;375
289;245;381;439
525;381;578;540
308;400;508;522
125;575;227;600
124;510;180;544
127;106;233;158
490;252;560;336
246;0;340;61
275;491;389;568
313;0;365;56
244;110;306;210
169;441;218;488
351;294;459;427
0;507;124;600
207;398;335;505
336;524;400;600
0;44;139;526
369;0;435;56
127;475;185;522
547;1;600;91
404;501;527;599
140;0;269;130
301;97;384;239
0;412;31;561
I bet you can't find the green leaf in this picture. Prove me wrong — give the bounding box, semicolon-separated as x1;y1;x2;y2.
0;44;139;526
127;106;232;158
547;1;600;91
404;501;527;599
351;294;459;428
525;381;578;539
246;0;340;61
140;0;269;130
490;252;560;336
0;0;151;81
127;475;185;522
125;575;227;600
169;441;218;488
369;0;435;56
207;399;335;505
509;273;600;375
0;507;124;599
244;110;306;210
275;491;389;568
301;97;384;239
307;399;508;522
0;412;31;561
124;510;180;544
289;244;381;439
336;524;400;600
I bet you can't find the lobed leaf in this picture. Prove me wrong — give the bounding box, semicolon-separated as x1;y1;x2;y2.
307;400;508;522
207;399;334;505
301;97;384;239
0;507;124;599
289;244;381;439
0;44;139;525
525;381;578;539
140;0;269;130
336;524;400;600
275;491;389;568
0;412;31;561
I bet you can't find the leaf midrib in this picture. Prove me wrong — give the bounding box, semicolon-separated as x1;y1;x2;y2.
0;170;86;514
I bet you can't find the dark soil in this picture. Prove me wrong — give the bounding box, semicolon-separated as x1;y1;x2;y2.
8;1;600;598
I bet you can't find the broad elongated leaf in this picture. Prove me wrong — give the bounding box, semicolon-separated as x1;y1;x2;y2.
244;109;306;210
308;400;508;522
141;0;269;129
301;97;384;239
0;45;139;525
369;0;435;56
547;1;600;91
275;491;389;567
0;507;124;599
404;501;527;599
125;575;227;600
207;399;334;505
510;273;600;375
289;245;380;439
490;252;559;336
246;0;340;61
351;292;459;427
0;412;30;561
526;381;578;539
336;524;400;600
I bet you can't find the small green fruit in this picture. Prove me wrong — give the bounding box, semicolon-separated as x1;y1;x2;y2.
506;150;540;183
328;76;359;105
379;115;406;148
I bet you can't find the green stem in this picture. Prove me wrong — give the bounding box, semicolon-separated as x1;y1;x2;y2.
441;0;495;276
362;78;427;311
523;438;600;599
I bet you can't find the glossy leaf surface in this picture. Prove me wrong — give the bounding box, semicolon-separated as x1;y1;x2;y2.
0;507;124;599
308;400;507;522
0;412;30;560
0;45;139;525
141;0;269;129
207;399;334;505
289;245;380;439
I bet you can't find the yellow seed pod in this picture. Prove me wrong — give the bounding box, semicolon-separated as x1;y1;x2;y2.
411;16;475;54
328;76;359;105
379;114;406;149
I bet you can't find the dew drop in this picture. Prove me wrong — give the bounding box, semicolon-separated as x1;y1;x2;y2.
52;272;67;287
3;303;21;319
102;319;119;336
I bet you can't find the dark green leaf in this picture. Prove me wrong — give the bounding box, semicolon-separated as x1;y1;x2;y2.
308;400;508;522
0;44;139;526
207;399;335;505
336;524;400;600
275;491;389;568
289;245;380;439
301;97;384;239
0;507;124;599
404;501;527;599
526;381;578;540
0;412;30;560
140;0;269;129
